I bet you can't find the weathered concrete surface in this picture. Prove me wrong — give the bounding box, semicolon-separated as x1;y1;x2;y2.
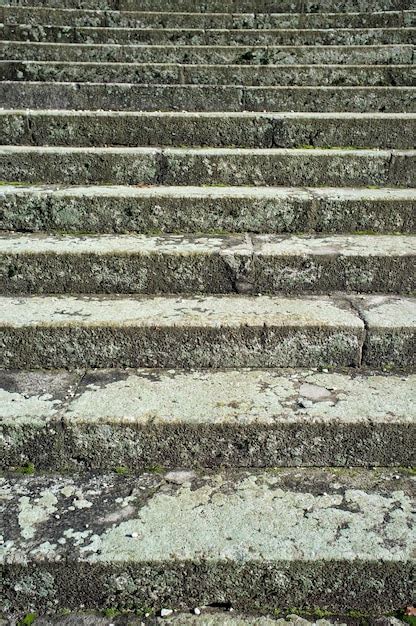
1;185;414;235
1;146;414;187
0;294;364;369
2;25;414;45
1;469;414;617
2;43;414;66
1;368;415;469
352;295;416;367
2;61;413;87
1;6;413;28
2;110;415;149
2;82;414;113
0;233;414;295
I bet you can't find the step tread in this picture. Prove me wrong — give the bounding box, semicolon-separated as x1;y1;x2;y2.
0;294;364;327
1;469;414;614
2;368;415;469
2;183;415;197
3;232;415;255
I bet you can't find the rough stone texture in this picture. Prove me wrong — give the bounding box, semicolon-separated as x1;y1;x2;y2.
1;6;413;28
3;42;412;66
2;82;414;113
0;0;413;10
1;368;415;470
2;24;414;45
1;110;415;149
1;185;414;234
1;146;414;187
7;615;414;626
1;42;414;66
1;469;414;617
0;294;364;369
352;295;416;367
0;233;414;295
2;60;413;87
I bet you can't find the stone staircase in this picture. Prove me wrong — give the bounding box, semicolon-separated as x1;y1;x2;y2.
0;0;415;623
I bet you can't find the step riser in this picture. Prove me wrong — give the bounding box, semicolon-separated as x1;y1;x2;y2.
5;420;415;470
1;8;415;29
1;0;412;12
2;149;414;187
3;62;413;87
1;328;365;369
3;83;415;113
2;112;415;149
2;25;414;45
2;187;414;235
1;470;414;616
2;247;414;296
2;369;415;470
3;43;414;66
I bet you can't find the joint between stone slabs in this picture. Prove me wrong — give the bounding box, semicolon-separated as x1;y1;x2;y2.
302;187;321;233
155;150;168;185
345;296;369;368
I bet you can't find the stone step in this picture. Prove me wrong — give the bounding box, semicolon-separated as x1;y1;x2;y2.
1;7;415;29
2;367;416;470
2;185;414;235
1;233;415;296
1;0;412;11
3;61;413;87
1;293;415;369
1;469;414;618
3;82;414;113
2;25;415;46
2;146;415;187
3;42;414;66
3;111;415;150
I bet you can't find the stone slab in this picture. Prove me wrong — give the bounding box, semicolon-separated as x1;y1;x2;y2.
0;233;414;295
1;368;415;469
1;185;414;234
1;42;414;66
352;295;416;367
1;146;414;187
1;468;414;616
1;25;414;45
2;82;414;113
2;61;413;87
0;294;364;369
2;110;415;149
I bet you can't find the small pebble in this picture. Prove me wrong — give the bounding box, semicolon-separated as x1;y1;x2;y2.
194;608;201;615
161;608;173;618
